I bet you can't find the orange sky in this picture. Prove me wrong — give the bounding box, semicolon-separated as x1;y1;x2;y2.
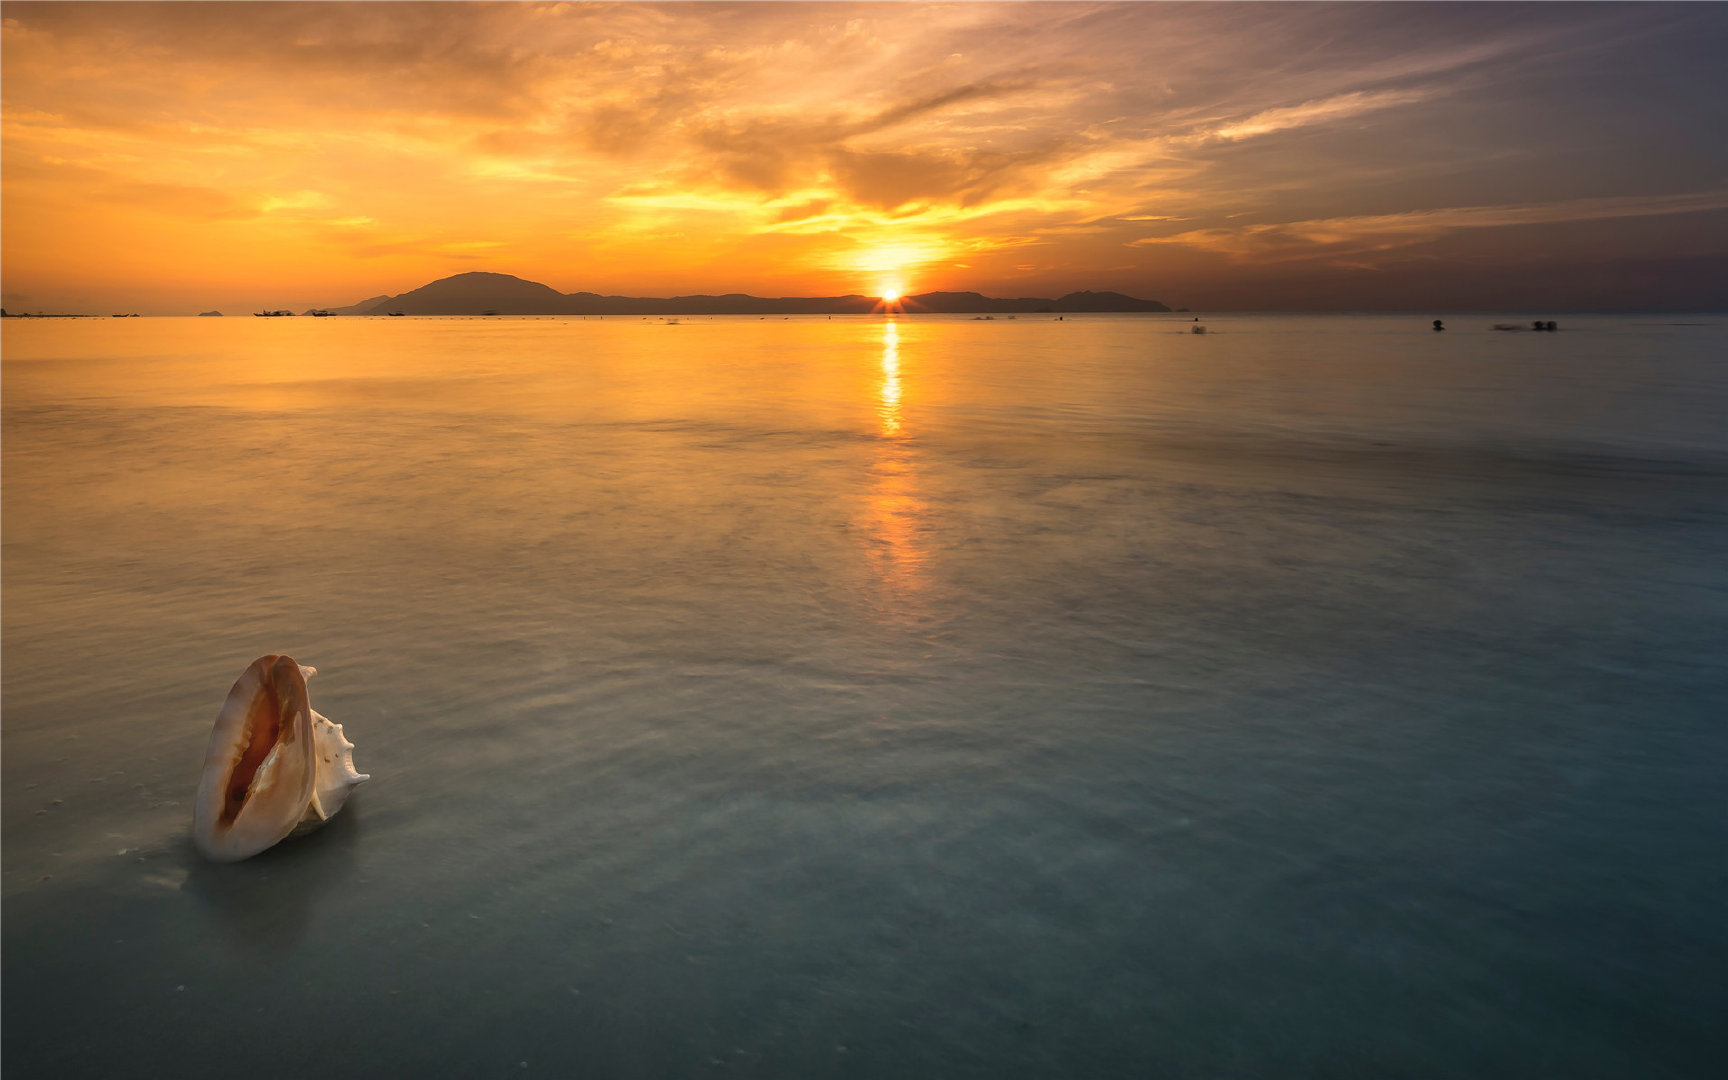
4;1;1726;313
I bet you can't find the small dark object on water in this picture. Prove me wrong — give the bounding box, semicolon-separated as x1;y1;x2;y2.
1433;319;1445;331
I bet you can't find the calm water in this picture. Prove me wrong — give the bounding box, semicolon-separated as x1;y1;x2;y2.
4;314;1726;1078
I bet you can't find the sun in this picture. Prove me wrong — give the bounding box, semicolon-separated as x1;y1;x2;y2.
874;282;907;314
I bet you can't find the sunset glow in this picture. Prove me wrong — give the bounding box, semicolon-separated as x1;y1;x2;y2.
2;2;1725;313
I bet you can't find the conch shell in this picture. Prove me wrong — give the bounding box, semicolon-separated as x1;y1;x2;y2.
193;655;369;862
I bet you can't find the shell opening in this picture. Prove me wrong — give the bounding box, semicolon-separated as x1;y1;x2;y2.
218;655;306;827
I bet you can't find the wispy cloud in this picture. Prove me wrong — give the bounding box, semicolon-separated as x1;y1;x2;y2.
1133;191;1728;260
1205;89;1437;143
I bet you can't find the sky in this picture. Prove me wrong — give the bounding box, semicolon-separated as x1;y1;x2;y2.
3;1;1726;313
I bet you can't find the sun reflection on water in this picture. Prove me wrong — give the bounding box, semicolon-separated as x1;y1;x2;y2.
863;319;929;610
878;320;902;436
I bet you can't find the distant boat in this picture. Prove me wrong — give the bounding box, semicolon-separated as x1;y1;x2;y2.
254;310;294;317
386;311;405;316
309;310;332;317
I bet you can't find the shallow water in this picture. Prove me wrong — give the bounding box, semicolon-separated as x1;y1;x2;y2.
4;313;1726;1078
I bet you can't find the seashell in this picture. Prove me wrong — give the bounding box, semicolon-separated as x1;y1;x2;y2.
193;655;370;862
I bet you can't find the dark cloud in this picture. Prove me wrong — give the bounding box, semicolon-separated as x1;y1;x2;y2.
860;77;1044;135
667;75;1078;208
827;144;1061;211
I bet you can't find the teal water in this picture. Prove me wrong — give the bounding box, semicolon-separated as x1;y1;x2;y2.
4;314;1726;1077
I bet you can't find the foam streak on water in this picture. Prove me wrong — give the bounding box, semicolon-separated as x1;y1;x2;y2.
4;314;1726;1077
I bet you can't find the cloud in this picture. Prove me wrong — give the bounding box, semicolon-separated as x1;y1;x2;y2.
1;152;261;221
260;190;333;215
112;180;259;221
337;235;507;261
1205;89;1436;143
827;144;1062;211
1132;190;1728;260
856;77;1047;137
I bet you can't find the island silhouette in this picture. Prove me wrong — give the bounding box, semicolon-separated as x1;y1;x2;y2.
325;272;1170;316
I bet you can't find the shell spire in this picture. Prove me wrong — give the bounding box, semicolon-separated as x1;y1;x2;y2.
291;710;371;837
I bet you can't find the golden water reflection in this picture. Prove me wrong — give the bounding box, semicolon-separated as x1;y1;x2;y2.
862;319;930;609
878;320;903;436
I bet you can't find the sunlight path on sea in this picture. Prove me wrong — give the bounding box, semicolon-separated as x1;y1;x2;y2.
862;319;930;618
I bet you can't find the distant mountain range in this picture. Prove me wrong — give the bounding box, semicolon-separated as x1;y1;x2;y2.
337;272;1169;315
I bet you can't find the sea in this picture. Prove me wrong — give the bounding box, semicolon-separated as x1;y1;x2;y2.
3;313;1725;1078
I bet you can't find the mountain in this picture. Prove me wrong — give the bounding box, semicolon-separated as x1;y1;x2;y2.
556;291;882;316
899;291;1169;313
907;291;1013;313
353;272;1168;316
358;274;564;315
328;294;392;316
1052;290;1170;312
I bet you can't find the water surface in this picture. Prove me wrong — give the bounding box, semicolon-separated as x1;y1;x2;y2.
5;314;1726;1077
